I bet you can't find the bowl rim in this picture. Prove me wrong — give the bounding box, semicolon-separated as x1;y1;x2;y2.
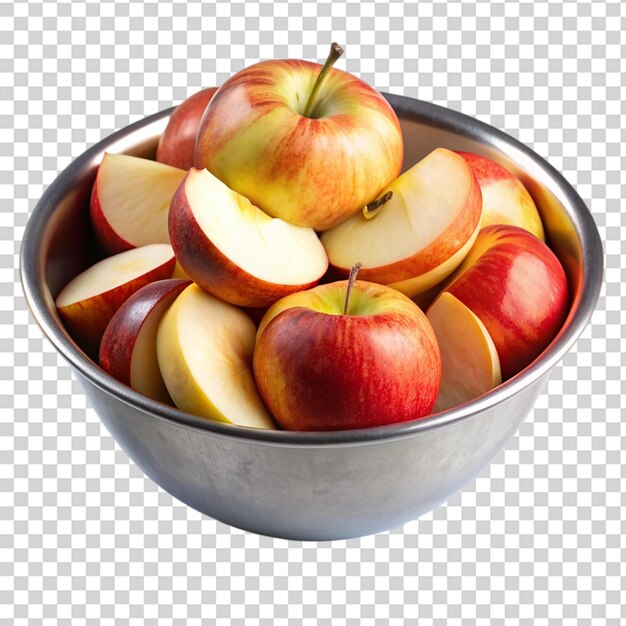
20;94;604;447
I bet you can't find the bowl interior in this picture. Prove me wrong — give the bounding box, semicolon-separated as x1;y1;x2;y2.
21;95;603;445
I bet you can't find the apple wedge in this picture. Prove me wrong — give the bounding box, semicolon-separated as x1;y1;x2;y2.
55;244;176;352
427;292;502;412
99;279;191;403
90;152;186;254
168;168;329;307
156;284;276;429
321;148;482;297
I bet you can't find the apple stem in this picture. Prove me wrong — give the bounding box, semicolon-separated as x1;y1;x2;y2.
303;42;344;119
362;191;393;220
343;262;362;316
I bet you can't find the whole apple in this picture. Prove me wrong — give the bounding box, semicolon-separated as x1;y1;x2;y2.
253;272;441;431
194;44;403;231
156;87;218;170
443;224;569;380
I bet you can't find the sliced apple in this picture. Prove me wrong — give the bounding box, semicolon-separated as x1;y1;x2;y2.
427;292;502;412
321;148;482;297
55;244;176;352
99;279;190;403
168;168;329;307
90;153;186;254
156;283;276;429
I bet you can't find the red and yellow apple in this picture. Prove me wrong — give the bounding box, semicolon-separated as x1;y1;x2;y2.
55;244;176;352
321;148;483;297
156;87;218;170
99;278;190;403
156;284;276;429
442;224;569;380
457;151;545;240
253;276;441;431
168;167;328;307
90;153;186;254
194;44;403;230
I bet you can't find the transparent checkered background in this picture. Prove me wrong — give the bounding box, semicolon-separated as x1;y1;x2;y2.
2;0;624;623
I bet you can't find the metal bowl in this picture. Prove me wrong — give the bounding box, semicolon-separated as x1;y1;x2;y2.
20;95;603;541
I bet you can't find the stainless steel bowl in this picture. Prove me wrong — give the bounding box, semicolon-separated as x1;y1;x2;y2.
20;95;603;541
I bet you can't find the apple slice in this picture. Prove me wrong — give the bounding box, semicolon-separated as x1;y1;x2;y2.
99;279;190;403
321;148;482;297
55;244;176;351
426;292;502;412
156;284;276;429
168;168;329;307
90;152;186;254
457;151;545;240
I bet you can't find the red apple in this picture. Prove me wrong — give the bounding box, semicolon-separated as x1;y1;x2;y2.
457;151;545;240
253;274;441;431
156;87;218;170
90;153;186;254
156;284;276;429
168;168;328;307
99;279;190;403
55;244;176;352
321;148;483;297
443;225;569;380
194;44;403;230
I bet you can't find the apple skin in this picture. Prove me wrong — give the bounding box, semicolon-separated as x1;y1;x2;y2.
253;281;441;431
56;249;176;354
457;151;545;240
155;87;218;170
444;224;569;380
194;60;403;230
99;279;190;402
168;169;328;308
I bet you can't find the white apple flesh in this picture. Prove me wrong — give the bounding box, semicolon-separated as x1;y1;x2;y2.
90;153;186;254
321;148;483;297
427;292;502;412
168;168;329;307
156;284;276;429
